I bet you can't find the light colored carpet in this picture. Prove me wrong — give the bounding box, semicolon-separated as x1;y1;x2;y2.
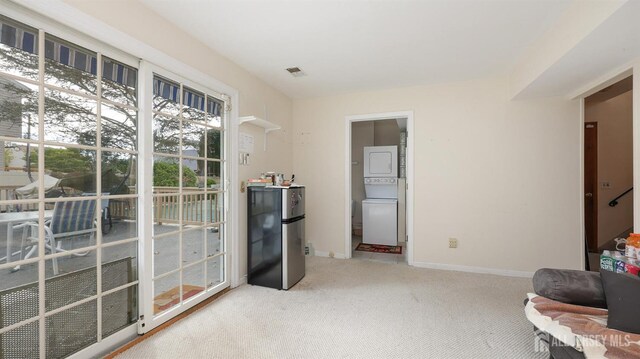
115;257;544;358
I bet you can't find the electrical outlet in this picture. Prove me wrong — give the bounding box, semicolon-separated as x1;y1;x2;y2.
449;238;458;248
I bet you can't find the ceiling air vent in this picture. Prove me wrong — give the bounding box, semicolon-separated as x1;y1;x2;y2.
286;67;306;78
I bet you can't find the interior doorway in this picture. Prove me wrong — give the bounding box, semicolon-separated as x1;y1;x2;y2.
583;76;633;270
344;112;414;265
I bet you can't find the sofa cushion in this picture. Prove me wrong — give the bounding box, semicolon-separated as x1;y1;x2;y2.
600;269;640;334
533;268;606;308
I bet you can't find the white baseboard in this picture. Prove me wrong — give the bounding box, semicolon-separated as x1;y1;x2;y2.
411;261;534;278
314;251;346;259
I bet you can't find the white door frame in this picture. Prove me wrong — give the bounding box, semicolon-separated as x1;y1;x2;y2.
139;61;232;332
344;111;414;265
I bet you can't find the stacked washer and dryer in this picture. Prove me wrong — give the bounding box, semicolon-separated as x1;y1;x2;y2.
362;145;398;246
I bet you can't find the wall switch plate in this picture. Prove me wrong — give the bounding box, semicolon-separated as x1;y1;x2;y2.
449;238;458;248
601;181;611;189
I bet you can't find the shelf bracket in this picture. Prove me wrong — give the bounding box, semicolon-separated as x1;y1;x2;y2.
238;116;281;151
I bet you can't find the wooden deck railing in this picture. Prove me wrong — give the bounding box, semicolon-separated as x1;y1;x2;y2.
1;184;221;225
152;187;221;225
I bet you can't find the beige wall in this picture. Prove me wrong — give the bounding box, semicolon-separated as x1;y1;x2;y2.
585;90;633;247
293;75;582;272
374;120;401;146
351;122;374;226
63;0;293;279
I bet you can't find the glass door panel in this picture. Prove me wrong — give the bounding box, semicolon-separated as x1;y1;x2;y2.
146;70;227;330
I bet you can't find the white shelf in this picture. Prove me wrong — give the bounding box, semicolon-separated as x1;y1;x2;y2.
238;116;281;151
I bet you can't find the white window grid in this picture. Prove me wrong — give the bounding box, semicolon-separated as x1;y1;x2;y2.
150;73;227;318
0;27;140;352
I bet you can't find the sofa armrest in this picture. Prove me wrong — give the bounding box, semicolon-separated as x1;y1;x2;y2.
533;268;607;309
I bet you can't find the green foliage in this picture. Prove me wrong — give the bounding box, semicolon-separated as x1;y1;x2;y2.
29;147;93;174
153;161;197;187
3;148;13;168
207;178;217;187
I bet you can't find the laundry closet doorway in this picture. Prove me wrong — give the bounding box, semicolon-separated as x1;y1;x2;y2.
344;111;414;265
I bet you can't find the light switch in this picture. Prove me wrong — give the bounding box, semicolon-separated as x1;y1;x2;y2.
601;181;611;189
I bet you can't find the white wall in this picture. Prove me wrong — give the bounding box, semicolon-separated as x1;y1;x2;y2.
585;90;633;247
293;75;582;272
62;0;293;280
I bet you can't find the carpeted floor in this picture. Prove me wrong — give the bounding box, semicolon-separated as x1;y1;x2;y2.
115;256;545;358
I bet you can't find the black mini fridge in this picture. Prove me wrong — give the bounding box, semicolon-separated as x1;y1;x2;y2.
247;186;305;290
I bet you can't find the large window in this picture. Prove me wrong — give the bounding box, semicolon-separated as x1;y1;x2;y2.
0;16;139;358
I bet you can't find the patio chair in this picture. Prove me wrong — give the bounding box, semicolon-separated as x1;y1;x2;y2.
17;199;97;275
83;193;112;235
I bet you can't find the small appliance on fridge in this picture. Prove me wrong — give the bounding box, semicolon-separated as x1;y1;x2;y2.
247;186;305;290
362;146;398;246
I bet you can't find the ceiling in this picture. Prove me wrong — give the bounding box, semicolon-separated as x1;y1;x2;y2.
515;0;640;99
140;0;572;99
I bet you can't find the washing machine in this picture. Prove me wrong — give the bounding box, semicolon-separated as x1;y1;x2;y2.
362;198;398;246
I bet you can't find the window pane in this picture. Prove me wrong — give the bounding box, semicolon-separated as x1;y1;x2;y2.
153;271;179;315
43;199;98;256
0;260;38;328
102;285;137;339
153;115;179;154
101;57;137;107
182;262;204;298
182;228;204;266
205;192;223;224
182;106;206;122
182;86;209;125
45;146;97;196
0;75;38;140
1;142;40;199
153;157;180;191
182;193;206;228
102;242;137;292
44;89;97;146
206;160;222;191
206;96;223;127
205;128;222;160
102;200;137;244
102;103;136;151
152;75;180;116
206;225;222;257
206;255;223;288
45;250;97;311
153;194;179;230
0;17;39;81
182;121;205;158
153;233;179;277
45;300;97;358
0;203;40;263
44;35;97;95
102;151;136;195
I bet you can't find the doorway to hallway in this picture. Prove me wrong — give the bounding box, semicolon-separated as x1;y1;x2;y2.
583;76;633;270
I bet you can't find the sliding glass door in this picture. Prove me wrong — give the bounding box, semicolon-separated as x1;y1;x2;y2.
0;16;139;358
0;12;231;356
139;66;228;331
